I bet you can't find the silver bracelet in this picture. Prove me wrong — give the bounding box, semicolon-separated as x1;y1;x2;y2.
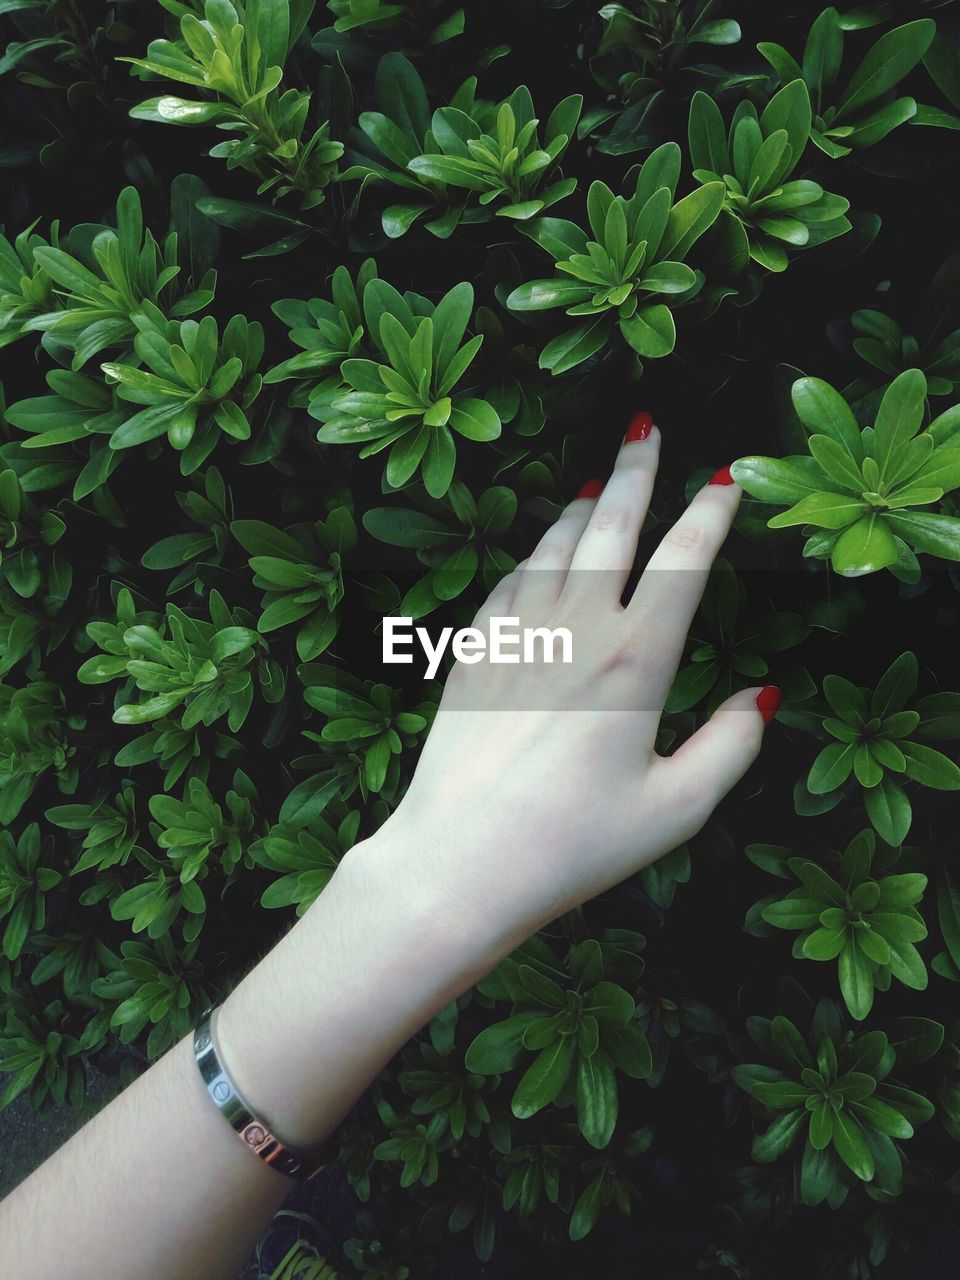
193;1009;325;1181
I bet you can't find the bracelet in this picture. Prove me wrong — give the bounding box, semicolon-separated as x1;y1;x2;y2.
193;1009;325;1181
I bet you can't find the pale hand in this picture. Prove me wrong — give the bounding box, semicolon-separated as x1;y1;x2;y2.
366;422;777;956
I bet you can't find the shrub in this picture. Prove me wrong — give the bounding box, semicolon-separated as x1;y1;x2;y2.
2;1;960;1276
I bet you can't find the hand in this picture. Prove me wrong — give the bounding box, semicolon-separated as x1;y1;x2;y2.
373;419;779;952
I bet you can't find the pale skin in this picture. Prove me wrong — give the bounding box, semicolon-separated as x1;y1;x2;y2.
0;425;775;1280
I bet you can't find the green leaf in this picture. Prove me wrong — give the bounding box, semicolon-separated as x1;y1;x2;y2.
762;896;823;930
823;674;867;724
512;1037;572;1118
210;627;258;662
465;1013;540;1073
871;651;918;718
800;1139;836;1206
887;1016;943;1066
808;741;855;794
839;941;874;1019
803;927;846;961
832;1110;875;1181
769;492;865;530
851;1096;913;1140
576;1048;618;1149
758;42;803;85
885;511;960;562
864;775;911;845
604;1023;652;1079
691;18;741;46
731;455;825;503
791;377;863;459
837;20;936;119
586;981;634;1027
688;92;728;174
809;1101;834;1151
900;742;960;790
448;398;501;441
874;369;927;484
362;508;453;549
658;182;725;262
846;97;918;147
638;262;697;294
752;1109;806;1162
807;435;867;492
376;51;430;141
830;514;899;577
247;0;289;73
507;279;589;311
803;8;843;104
619;305;676;358
539;318;610;374
759;79;812;170
938;867;960;973
757;1080;814;1111
569;1170;606;1242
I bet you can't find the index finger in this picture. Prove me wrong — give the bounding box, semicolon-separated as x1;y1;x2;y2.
624;467;741;701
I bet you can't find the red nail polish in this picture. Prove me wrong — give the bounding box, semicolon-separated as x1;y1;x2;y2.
709;465;735;486
624;411;654;443
577;478;604;499
756;686;782;726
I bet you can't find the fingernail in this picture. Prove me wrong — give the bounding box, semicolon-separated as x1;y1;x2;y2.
577;478;604;499
709;465;735;486
756;686;782;726
624;411;654;443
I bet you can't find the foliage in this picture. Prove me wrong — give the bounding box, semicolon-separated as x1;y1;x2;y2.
732;370;960;578
101;309;264;470
77;586;272;734
2;0;960;1275
0;823;61;960
842;308;960;403
758;12;936;156
798;650;960;844
127;0;344;208
748;829;927;1020
3;186;216;366
305;277;502;497
464;934;652;1150
733;997;937;1207
348;55;581;236
507;142;725;372
665;556;812;715
688;79;851;272
362;479;516;617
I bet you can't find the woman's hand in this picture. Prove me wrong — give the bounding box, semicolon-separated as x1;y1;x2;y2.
371;418;779;952
1;417;781;1280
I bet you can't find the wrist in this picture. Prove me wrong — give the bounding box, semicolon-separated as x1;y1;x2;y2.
343;814;512;983
347;812;532;978
214;820;506;1153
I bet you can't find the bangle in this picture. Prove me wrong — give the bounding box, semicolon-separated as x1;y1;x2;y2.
193;1009;325;1181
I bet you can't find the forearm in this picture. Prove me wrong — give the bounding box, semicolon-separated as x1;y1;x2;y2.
214;820;512;1151
0;825;506;1280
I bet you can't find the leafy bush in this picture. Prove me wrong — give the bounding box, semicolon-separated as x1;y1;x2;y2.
3;1;960;1276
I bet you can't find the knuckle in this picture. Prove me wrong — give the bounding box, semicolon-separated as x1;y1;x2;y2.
528;536;571;567
606;633;657;681
662;520;709;555
589;503;632;535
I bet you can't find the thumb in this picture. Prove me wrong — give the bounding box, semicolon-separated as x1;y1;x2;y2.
652;685;780;839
